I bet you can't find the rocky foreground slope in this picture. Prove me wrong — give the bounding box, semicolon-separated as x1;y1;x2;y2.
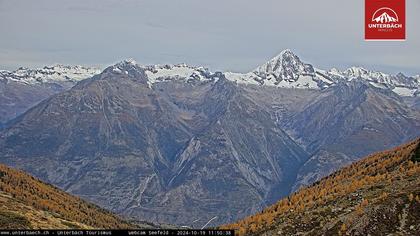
222;138;420;236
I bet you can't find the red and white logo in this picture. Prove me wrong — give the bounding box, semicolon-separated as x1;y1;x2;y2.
365;0;405;40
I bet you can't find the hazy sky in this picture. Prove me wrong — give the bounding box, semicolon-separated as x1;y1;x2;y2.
0;0;419;75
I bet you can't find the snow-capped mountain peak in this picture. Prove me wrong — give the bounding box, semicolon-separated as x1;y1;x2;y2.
100;59;151;83
253;49;315;83
143;63;218;85
109;59;139;71
124;58;137;65
225;49;333;89
343;66;369;77
341;66;387;81
0;64;101;86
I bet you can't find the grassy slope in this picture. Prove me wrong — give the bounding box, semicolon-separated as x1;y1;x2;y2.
221;139;420;236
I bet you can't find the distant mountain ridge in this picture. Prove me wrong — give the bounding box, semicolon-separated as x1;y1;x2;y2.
0;65;100;86
1;50;418;97
132;51;419;96
227;50;419;97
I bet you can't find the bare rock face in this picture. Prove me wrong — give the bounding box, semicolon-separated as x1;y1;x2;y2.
253;49;315;83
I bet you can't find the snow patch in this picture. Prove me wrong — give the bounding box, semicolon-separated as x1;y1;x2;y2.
392;87;417;97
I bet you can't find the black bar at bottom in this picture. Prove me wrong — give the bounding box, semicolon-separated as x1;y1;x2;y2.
0;230;234;236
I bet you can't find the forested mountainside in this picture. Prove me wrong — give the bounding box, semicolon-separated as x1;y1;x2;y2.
222;139;420;236
0;164;137;229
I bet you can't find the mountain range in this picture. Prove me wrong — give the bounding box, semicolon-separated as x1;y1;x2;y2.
0;50;419;226
1;50;419;128
1;50;418;127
